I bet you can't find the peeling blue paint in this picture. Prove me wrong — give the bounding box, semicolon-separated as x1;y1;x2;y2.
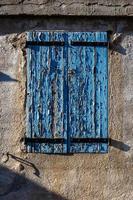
26;31;108;153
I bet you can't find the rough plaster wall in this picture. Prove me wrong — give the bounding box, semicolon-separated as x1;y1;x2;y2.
0;18;133;200
0;0;133;16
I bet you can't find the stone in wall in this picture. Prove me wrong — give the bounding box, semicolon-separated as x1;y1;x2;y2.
0;0;133;16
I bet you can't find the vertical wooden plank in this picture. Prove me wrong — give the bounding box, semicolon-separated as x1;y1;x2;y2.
95;32;108;152
30;32;47;153
63;32;68;154
68;32;98;153
50;32;66;153
85;32;95;137
95;32;101;141
84;32;98;152
40;32;53;153
31;45;37;152
55;32;68;153
68;32;81;152
34;44;41;153
44;31;55;153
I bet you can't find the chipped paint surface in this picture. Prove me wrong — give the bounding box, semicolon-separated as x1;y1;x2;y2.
26;31;108;153
27;32;68;153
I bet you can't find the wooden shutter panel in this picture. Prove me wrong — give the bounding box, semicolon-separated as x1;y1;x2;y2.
26;32;68;153
26;31;108;154
68;32;108;153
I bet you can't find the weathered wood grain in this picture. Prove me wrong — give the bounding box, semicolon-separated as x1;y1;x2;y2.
68;32;108;153
26;31;108;153
26;32;68;153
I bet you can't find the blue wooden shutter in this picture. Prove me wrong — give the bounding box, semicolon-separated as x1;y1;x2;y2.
26;32;68;153
26;31;108;154
68;32;108;153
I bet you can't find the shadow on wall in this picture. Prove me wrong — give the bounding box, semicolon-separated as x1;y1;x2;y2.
0;16;116;35
0;72;18;82
0;17;128;56
0;165;68;200
109;138;130;151
0;16;132;35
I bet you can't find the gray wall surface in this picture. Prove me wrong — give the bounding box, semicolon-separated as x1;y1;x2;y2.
0;0;133;16
0;17;133;200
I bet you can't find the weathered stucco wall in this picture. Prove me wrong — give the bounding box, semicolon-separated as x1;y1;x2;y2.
0;17;133;200
0;0;133;16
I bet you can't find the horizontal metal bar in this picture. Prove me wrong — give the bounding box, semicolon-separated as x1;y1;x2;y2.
71;41;108;47
25;137;64;144
26;41;65;47
70;138;108;143
24;137;108;144
26;41;109;47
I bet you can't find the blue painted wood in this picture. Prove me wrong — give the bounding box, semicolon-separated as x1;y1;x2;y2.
68;32;108;153
95;32;108;153
26;32;68;153
26;31;108;154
